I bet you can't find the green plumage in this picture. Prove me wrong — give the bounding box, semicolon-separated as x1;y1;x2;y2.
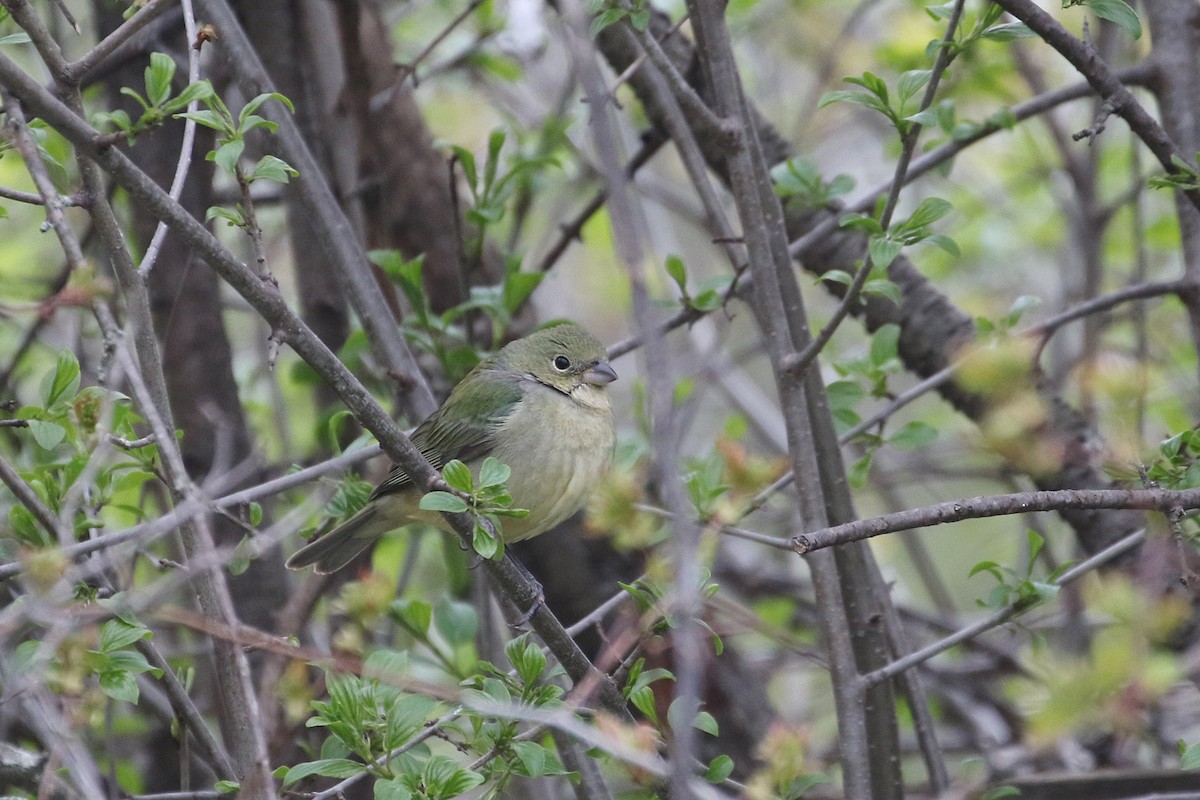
287;324;617;574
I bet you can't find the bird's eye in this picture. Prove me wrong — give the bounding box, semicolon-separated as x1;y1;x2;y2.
553;355;571;371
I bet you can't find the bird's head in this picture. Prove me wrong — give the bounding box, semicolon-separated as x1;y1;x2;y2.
501;323;618;401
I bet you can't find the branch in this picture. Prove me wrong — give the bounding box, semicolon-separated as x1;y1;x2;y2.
792;487;1200;553
992;0;1200;215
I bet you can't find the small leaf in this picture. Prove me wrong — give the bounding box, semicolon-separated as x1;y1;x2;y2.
282;758;365;787
419;491;469;514
869;323;901;366
435;600;478;646
512;740;549;777
902;196;952;230
390;598;432;634
665;254;688;293
825;380;865;410
980;21;1037;41
1081;0;1141;38
214;780;240;795
887;421;937;451
249;154;298;184
478;456;510;489
99;670;140;704
848;452;873;488
1179;740;1200;770
868;236;903;270
27;420;66;451
816;269;854;287
211;139;244;176
704;755;734;783
863;279;903;305
99;619;152;652
694;710;719;736
472;520;502;560
897;69;931;104
442;460;474;493
145;52;176;108
45;350;81;407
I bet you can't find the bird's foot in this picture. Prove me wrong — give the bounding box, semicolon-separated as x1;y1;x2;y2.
510;591;545;629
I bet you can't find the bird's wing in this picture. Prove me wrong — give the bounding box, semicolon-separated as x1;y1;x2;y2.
369;369;524;499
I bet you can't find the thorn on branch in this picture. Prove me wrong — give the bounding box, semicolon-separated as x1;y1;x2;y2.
108;433;157;449
266;329;286;372
1072;98;1117;145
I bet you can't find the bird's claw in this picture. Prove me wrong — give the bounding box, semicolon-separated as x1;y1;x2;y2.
510;593;545;629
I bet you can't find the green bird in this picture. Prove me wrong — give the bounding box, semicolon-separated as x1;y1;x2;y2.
287;323;618;574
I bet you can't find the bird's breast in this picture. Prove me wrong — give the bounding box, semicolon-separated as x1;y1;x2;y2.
488;387;615;541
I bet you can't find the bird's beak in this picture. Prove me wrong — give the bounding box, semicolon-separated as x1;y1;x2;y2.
584;361;618;385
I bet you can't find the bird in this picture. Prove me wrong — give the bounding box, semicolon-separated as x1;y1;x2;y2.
286;323;618;575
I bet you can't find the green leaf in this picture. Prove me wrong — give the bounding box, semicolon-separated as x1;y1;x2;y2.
162;80;214;113
869;323;901;366
145;52;176;108
434;600;478;646
1080;0;1141;38
238;92;294;131
694;710;719;736
99;619;151;652
839;212;883;235
825;380;865;409
211;139;244;176
391;598;432;634
174;109;226;131
26;420;66;451
418;491;469;514
665;254;688;293
214;780;240;795
704;755;734;783
980;21;1037;41
887;421;937;451
248;501;263;527
848;452;873;489
1026;528;1045;568
591;7;627;34
863;279;903;305
442;459;474;493
897;69;931;104
512;740;549;777
249;154;298;184
0;32;32;45
472;520;503;559
45;350;81;407
1003;294;1041;328
99;669;140;704
868;236;903;270
818;89;890;117
374;777;413;800
924;233;960;257
902;197;952;230
816;269;853;287
478;456;510;489
282;758;366;787
968;560;1005;580
1179;740;1200;770
502;271;542;314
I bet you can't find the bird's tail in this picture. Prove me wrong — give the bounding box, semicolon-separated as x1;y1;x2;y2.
285;504;385;574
